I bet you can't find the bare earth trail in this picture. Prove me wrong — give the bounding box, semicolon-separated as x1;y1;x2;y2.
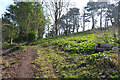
2;46;37;78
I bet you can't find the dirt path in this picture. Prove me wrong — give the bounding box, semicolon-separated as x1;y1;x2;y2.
2;46;36;78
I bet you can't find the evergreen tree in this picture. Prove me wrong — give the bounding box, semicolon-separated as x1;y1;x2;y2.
2;2;48;43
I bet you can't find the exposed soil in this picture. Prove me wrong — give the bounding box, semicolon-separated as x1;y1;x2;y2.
2;46;37;78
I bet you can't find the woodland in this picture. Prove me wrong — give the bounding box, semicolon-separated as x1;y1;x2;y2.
1;0;120;79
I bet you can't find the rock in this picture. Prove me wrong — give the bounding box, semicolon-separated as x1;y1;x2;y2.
94;43;119;52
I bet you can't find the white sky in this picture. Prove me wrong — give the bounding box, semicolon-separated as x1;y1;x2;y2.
0;0;117;18
0;0;14;18
0;0;90;18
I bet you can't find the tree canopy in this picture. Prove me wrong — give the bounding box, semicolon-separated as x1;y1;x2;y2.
2;2;48;44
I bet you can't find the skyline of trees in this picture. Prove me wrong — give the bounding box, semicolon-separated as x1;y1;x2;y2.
1;0;120;43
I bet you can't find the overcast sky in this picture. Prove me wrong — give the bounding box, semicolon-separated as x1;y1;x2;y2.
0;0;90;18
0;0;14;18
0;0;118;18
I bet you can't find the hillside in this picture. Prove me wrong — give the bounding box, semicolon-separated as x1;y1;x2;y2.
2;28;120;79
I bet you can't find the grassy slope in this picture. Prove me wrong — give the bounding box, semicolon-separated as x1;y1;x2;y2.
31;28;120;78
2;27;119;78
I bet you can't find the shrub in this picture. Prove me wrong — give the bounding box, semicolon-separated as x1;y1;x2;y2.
28;32;35;43
41;42;49;47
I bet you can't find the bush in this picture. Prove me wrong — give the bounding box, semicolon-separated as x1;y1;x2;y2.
28;32;35;43
41;42;49;47
2;42;11;48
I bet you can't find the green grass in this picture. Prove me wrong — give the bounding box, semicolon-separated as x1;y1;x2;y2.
25;28;119;78
33;45;119;78
31;29;120;78
32;32;118;54
2;27;120;78
12;60;18;64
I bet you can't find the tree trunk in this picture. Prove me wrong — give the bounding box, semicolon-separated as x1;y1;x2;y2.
83;14;85;31
100;8;102;31
55;2;58;36
65;30;67;36
73;15;75;33
10;38;13;44
18;27;23;42
47;24;50;36
38;28;41;39
65;20;68;36
68;26;71;33
91;12;95;29
118;1;120;44
105;17;108;30
77;27;79;33
59;28;61;35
